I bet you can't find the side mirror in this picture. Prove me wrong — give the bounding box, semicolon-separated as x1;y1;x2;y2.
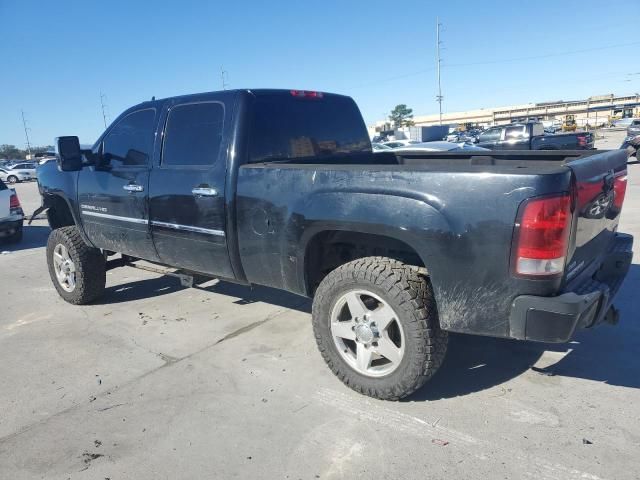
56;136;83;171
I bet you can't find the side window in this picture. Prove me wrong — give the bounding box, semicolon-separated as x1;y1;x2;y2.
505;126;525;139
162;102;224;167
532;124;544;136
479;127;501;142
103;109;156;166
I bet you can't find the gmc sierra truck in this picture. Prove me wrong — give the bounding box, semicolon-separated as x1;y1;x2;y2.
477;122;594;150
36;89;632;400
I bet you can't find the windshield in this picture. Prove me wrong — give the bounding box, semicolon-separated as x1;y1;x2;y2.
248;93;371;163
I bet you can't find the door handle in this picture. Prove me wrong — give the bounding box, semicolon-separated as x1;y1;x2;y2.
123;183;144;192
192;187;218;197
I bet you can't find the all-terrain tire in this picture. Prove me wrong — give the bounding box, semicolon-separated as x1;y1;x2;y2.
312;256;448;400
46;226;105;304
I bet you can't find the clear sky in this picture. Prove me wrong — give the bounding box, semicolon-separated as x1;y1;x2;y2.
1;0;639;147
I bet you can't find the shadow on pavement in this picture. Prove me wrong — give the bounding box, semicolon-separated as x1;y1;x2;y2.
99;259;639;399
102;274;311;313
1;224;50;252
408;264;640;401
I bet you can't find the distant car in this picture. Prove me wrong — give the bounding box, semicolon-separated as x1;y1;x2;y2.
0;167;33;184
0;179;24;243
382;140;420;148
613;118;635;128
393;141;490;152
6;162;37;181
445;131;480;143
626;119;640;137
372;143;393;151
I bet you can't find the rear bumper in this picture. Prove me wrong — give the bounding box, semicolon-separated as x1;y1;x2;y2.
509;233;633;343
0;215;23;236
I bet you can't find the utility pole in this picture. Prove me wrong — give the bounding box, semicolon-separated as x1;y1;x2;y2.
436;18;443;125
100;92;109;129
21;110;32;156
220;66;229;90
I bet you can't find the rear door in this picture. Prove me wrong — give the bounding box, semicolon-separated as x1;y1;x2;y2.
148;99;234;278
494;125;528;150
78;108;159;261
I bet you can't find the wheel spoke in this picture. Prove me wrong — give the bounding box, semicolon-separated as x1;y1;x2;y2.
369;303;397;331
53;252;64;266
344;291;367;320
375;336;402;365
331;320;356;341
356;343;373;371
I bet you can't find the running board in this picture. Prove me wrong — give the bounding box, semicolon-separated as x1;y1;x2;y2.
106;257;196;288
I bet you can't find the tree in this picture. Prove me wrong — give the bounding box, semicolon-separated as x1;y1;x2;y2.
0;144;24;160
389;104;415;128
0;144;55;160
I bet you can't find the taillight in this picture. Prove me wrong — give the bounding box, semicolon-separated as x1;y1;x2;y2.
290;90;323;98
514;194;572;276
9;193;20;208
613;174;627;210
577;135;587;147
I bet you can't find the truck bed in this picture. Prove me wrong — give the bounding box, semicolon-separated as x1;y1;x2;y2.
236;148;627;339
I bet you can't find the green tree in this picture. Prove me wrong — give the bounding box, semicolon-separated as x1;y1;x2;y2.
0;144;25;160
389;104;415;128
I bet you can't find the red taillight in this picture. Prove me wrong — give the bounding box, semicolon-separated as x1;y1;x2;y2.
577;135;587;147
9;193;20;208
613;173;627;210
290;90;323;98
514;194;572;276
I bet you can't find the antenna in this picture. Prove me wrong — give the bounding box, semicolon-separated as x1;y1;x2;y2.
100;92;109;129
21;110;32;156
220;66;229;90
436;18;444;125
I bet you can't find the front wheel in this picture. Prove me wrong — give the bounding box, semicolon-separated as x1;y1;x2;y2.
7;175;18;184
312;257;448;400
46;226;106;304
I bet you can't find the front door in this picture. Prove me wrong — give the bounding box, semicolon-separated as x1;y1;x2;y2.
148;100;234;278
78;108;159;261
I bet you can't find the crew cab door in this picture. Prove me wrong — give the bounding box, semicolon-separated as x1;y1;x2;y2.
476;126;502;149
148;99;234;278
77;108;159;261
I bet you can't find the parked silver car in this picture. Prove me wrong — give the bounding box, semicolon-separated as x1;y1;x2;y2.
0;167;34;184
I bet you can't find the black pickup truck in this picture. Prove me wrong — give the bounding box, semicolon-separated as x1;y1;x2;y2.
37;89;632;400
477;121;594;150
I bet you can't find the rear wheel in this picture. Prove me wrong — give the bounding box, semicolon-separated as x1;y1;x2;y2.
7;175;18;184
312;257;448;400
46;226;105;304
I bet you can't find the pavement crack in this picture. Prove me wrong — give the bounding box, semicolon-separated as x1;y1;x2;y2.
0;302;306;446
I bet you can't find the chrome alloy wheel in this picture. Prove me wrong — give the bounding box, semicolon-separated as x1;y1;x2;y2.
52;243;76;292
330;289;405;377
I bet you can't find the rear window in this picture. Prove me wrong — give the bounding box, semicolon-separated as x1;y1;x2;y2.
248;93;371;163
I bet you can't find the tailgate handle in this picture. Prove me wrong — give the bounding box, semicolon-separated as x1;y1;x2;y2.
192;187;218;197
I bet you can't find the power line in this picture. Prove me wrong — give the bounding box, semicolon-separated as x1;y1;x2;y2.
350;40;640;91
99;92;109;129
21;110;32;155
436;18;443;125
220;66;229;90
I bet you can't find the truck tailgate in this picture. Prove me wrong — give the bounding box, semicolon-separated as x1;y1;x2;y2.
564;149;628;283
0;189;10;219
